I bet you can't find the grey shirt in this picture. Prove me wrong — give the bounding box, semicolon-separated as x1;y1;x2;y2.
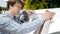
0;12;44;34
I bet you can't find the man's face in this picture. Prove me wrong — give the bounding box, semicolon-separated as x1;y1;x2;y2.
11;2;22;15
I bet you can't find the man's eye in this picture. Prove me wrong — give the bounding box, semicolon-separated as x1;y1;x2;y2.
16;6;20;8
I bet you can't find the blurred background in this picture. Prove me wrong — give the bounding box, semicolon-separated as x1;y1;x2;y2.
0;0;60;14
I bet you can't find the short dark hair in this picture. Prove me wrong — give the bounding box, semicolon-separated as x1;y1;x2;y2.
6;0;25;10
7;1;16;10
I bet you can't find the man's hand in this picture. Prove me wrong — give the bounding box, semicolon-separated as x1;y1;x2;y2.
25;10;35;15
42;10;55;21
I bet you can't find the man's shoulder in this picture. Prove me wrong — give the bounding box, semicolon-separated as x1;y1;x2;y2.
0;14;11;23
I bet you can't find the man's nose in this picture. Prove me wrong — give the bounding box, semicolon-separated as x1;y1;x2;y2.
19;5;22;9
20;5;22;8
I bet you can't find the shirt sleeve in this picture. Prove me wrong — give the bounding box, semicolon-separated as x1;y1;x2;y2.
0;14;45;34
0;16;23;34
21;15;45;33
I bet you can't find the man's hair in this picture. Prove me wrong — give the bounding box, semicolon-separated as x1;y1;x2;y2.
6;0;24;10
7;1;16;10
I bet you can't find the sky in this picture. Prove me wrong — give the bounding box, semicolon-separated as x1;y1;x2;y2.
0;0;7;7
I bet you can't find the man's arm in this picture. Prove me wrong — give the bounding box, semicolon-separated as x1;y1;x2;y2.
21;15;45;33
0;15;45;34
20;10;55;33
14;10;55;33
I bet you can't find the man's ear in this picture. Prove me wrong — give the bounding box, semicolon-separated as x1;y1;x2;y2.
9;5;13;9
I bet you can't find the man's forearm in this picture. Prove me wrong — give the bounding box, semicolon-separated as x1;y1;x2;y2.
21;15;45;33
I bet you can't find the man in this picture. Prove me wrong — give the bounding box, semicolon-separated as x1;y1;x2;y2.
0;0;55;34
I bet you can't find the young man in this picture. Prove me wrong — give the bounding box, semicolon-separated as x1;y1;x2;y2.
0;0;55;34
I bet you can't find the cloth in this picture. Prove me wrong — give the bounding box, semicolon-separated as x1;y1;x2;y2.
0;11;44;34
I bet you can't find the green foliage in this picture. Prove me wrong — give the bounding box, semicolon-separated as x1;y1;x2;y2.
23;0;60;10
23;0;49;10
23;0;46;10
51;0;60;8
